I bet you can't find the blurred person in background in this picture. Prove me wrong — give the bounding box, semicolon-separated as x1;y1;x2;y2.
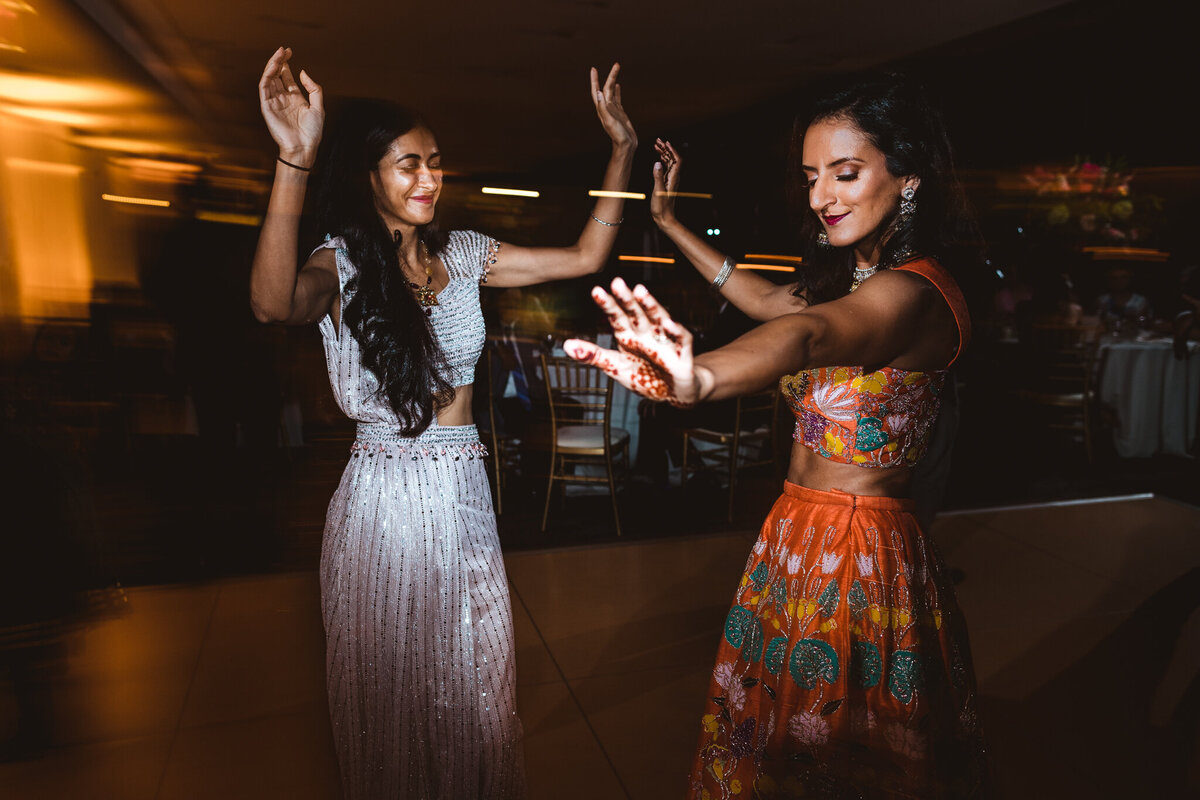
1096;264;1152;331
568;74;988;798
250;47;637;798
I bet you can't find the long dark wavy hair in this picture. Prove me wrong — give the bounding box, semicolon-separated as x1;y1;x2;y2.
787;73;980;305
315;99;452;435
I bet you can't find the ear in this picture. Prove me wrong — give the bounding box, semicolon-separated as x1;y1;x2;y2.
905;176;921;193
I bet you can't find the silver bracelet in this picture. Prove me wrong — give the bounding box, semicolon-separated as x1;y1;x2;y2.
710;257;736;292
590;213;623;227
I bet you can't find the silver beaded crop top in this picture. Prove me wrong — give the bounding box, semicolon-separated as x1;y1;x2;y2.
316;230;493;426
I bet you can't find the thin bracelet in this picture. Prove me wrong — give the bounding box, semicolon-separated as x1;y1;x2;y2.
277;155;312;172
710;257;736;292
590;213;623;227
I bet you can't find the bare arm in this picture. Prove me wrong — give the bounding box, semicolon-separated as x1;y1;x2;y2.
565;271;954;405
649;139;807;321
248;47;339;325
485;64;637;288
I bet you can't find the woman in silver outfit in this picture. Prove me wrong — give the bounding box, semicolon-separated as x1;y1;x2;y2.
249;47;637;798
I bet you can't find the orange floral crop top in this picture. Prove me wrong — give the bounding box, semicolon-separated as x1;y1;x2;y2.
779;258;971;469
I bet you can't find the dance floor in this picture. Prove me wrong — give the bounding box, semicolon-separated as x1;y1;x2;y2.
2;495;1197;798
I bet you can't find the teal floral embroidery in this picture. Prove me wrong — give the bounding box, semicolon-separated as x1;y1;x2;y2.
818;578;840;617
852;640;882;689
725;605;751;649
854;416;889;451
888;649;924;703
765;636;788;676
770;578;788;610
848;580;869;618
749;561;769;591
788;638;839;689
741;617;765;663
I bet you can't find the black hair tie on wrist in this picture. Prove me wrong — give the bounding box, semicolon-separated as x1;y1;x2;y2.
277;156;312;172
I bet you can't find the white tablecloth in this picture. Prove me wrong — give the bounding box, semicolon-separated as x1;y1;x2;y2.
1098;338;1200;457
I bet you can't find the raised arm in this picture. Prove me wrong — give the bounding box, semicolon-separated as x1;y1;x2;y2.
484;64;637;288
648;139;808;321
249;47;339;325
565;272;955;404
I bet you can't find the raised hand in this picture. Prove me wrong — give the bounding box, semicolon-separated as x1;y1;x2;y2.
564;278;698;406
590;64;637;152
650;138;682;226
258;46;324;166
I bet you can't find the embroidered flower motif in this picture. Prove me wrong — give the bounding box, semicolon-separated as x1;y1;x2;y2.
817;579;840;616
883;412;911;432
786;553;805;575
713;661;747;711
730;779;744;795
883;723;928;760
888;650;924;703
748;561;769;591
848;580;869;618
752;536;768;556
854;553;874;577
764;636;788;676
787;711;831;746
819;552;843;574
852;640;883;689
797;411;826;445
703;713;720;733
809;376;860;422
788;638;839;689
851;370;889;395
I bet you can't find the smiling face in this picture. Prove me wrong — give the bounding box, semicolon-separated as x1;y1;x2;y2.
369;126;442;230
801;117;917;264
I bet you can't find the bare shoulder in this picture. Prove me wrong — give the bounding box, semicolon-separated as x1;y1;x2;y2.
846;269;940;319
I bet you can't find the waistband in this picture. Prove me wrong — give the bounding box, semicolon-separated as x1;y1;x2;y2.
352;422;488;460
782;480;915;512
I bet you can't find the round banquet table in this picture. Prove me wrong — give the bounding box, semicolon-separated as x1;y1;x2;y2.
1098;338;1200;457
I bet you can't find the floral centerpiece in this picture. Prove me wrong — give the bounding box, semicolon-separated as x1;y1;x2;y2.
1020;157;1162;246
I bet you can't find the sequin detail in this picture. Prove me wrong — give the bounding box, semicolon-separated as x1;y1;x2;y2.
318;229;490;390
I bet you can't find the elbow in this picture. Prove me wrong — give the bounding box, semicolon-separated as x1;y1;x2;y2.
251;298;288;325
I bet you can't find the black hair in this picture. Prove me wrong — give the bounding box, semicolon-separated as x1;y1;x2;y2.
315;99;452;436
787;73;980;305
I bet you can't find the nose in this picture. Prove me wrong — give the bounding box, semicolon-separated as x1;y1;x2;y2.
809;175;834;215
417;164;440;190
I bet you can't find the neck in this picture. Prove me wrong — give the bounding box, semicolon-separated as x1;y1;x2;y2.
387;220;422;262
854;239;884;270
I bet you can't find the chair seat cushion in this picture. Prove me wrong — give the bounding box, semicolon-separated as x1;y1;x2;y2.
557;424;630;449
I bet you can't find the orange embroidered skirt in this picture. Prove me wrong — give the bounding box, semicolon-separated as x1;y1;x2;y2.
687;483;987;799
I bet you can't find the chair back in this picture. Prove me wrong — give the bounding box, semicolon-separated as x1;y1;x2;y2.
540;353;614;439
1026;323;1098;395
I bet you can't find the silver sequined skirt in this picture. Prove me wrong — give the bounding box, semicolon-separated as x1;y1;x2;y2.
321;423;525;799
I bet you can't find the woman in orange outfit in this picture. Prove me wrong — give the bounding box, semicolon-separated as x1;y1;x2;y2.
567;74;988;798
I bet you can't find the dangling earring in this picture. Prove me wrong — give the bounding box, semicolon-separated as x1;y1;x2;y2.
816;231;831;248
899;186;917;222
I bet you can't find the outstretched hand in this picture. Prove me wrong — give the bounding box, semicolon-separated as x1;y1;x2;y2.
590;64;637;151
650;138;682;225
259;46;324;164
564;278;698;406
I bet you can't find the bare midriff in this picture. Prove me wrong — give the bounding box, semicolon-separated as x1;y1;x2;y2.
434;385;476;427
786;441;913;498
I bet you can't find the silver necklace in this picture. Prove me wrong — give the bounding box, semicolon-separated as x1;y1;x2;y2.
851;264;881;292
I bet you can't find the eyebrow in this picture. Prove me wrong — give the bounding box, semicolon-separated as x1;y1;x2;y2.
800;156;865;171
395;150;441;159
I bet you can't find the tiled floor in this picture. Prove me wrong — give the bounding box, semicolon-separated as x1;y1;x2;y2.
2;496;1197;798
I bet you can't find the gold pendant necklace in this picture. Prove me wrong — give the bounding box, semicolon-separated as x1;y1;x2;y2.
403;238;439;316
